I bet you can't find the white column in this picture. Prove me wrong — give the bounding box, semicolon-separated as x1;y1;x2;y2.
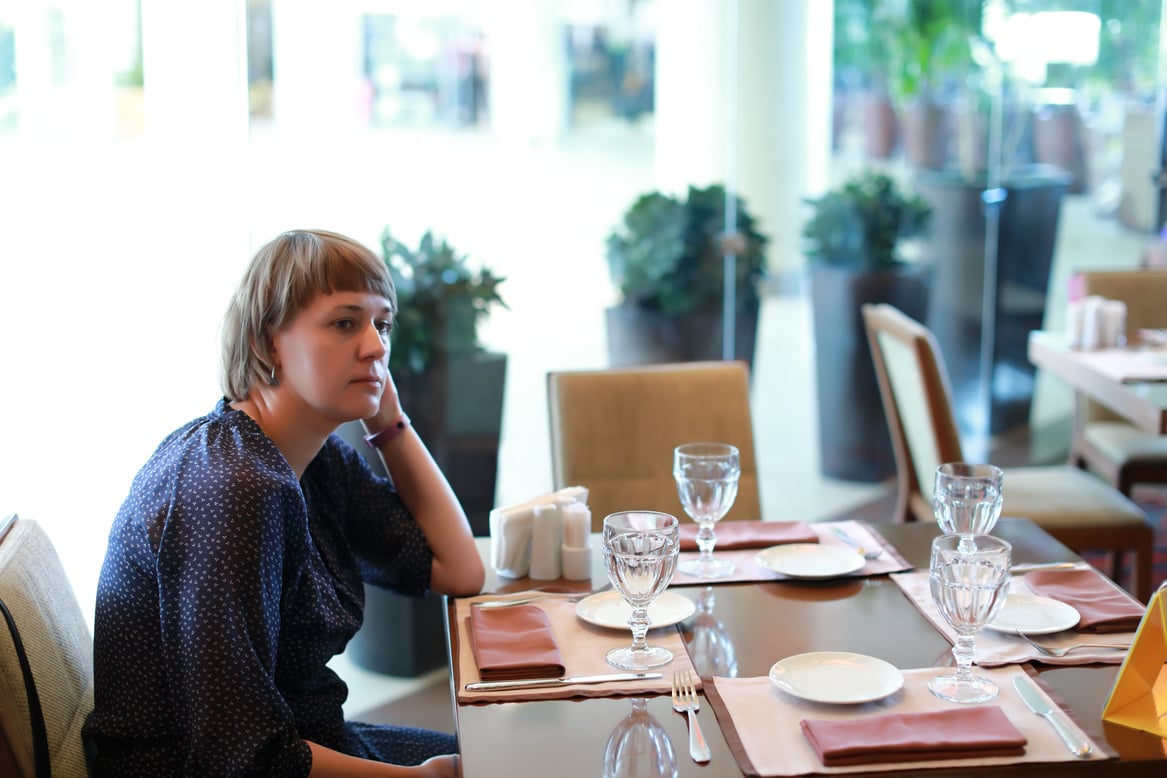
139;0;249;150
269;0;365;134
483;0;568;146
654;0;831;274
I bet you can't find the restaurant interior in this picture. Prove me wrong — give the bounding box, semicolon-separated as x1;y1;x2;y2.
2;1;1167;775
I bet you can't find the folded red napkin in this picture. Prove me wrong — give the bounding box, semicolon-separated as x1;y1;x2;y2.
679;520;819;551
1024;568;1146;633
468;604;565;681
800;706;1027;766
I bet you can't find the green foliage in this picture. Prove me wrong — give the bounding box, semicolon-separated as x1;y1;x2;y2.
873;0;985;101
606;184;769;318
802;172;932;270
381;229;506;374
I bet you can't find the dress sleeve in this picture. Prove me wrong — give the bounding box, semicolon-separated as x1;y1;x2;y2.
154;437;312;775
309;436;433;597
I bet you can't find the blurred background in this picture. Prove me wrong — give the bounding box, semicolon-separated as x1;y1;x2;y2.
1;0;1162;660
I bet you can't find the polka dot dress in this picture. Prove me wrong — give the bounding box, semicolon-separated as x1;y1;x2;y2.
82;400;454;775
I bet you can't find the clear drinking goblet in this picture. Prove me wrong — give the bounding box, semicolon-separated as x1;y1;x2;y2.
928;533;1012;704
601;511;681;670
932;462;1004;552
674;443;740;578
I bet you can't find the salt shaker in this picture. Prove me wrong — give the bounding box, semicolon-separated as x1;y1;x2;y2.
559;501;592;581
529;503;562;580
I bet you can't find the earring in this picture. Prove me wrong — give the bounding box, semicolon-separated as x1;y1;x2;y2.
268;364;279;387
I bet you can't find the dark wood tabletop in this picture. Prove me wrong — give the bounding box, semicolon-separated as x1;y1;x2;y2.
448;518;1167;777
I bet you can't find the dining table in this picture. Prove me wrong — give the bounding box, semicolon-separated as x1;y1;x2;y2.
444;517;1167;777
1028;330;1167;435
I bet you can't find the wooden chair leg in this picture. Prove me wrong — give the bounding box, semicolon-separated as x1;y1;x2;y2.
1134;538;1153;604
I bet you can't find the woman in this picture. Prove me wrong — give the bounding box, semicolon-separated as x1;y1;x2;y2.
83;230;485;776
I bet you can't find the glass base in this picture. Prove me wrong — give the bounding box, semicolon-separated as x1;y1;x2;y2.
678;557;735;578
606;644;674;670
927;672;999;704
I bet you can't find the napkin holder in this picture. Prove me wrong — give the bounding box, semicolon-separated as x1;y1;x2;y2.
490;486;589;579
1101;584;1167;736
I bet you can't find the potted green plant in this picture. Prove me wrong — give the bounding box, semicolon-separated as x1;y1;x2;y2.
803;171;932;482
604;183;769;367
339;228;507;678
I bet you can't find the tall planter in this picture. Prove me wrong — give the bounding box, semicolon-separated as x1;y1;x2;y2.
810;264;931;482
340;351;506;677
917;165;1070;437
605;304;758;370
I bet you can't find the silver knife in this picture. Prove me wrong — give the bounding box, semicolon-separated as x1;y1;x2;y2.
466;672;661;691
1009;562;1081;573
1013;675;1092;758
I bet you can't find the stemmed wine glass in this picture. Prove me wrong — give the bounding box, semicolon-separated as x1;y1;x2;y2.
601;511;681;670
932;463;1003;552
928;533;1012;704
673;443;740;578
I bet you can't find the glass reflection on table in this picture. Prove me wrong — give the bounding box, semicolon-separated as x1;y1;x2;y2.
687;586;738;678
602;698;678;778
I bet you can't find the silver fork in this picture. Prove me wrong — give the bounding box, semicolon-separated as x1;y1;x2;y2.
471;591;591;609
1014;629;1131;658
671;669;711;763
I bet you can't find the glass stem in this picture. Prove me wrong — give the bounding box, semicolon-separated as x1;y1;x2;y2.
628;606;650;651
695;522;717;563
951;634;977;681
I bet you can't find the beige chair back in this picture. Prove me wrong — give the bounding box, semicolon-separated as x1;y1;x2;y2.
547;361;761;531
862;304;965;523
0;515;93;778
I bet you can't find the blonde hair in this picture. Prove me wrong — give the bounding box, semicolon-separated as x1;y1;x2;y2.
220;230;396;401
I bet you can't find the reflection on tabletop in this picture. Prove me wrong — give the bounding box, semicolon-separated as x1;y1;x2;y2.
603;698;678;778
685;586;738;678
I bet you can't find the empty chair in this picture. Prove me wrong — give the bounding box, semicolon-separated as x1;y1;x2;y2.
547;361;761;531
0;514;94;777
862;304;1153;601
1068;268;1167;497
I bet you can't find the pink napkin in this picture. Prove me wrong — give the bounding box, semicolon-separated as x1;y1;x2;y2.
1024;569;1146;633
800;706;1027;766
468;604;565;680
679;520;818;551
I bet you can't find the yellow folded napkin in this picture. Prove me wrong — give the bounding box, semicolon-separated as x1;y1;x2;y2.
1024;568;1146;633
800;706;1027;766
679;520;818;551
468;604;565;680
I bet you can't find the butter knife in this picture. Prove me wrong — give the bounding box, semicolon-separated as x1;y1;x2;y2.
466;672;661;691
1013;675;1092;758
1009;562;1081;573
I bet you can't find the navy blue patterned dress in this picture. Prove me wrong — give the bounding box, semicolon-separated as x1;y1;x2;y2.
83;400;455;776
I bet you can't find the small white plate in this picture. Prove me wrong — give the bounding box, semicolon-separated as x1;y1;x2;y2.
575;590;696;631
769;651;904;704
755;543;866;579
985;594;1081;635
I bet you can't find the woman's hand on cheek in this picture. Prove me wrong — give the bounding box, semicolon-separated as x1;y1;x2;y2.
373;369;406;426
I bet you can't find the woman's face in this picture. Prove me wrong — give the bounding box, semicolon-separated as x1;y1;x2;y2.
270;290;393;427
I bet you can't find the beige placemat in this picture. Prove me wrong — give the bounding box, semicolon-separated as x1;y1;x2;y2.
891;567;1135;666
705;665;1113;776
671;520;911;587
452;593;698;704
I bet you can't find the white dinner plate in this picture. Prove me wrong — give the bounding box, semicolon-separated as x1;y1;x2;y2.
769;652;904;704
755;543;866;579
985;594;1081;635
575;590;696;631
